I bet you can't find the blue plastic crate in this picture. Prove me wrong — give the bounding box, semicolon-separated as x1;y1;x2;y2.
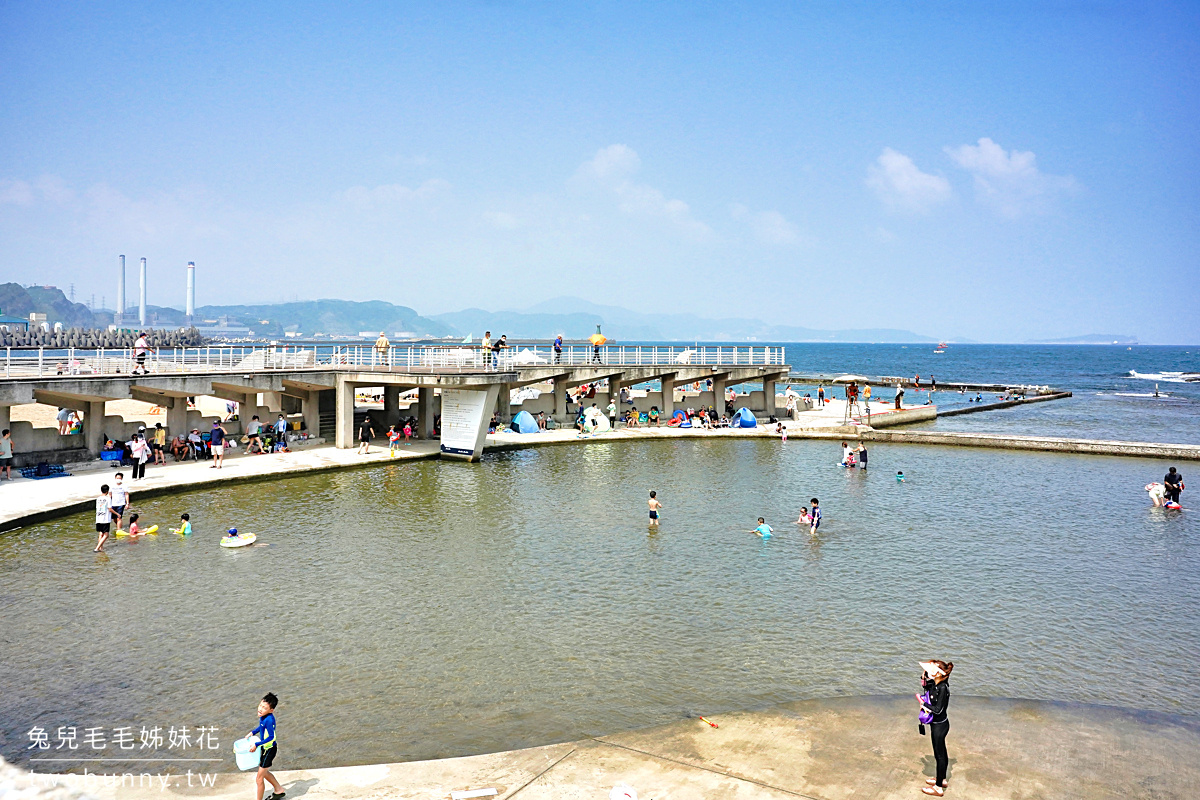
100;450;123;462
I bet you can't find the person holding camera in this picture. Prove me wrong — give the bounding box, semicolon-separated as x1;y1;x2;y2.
917;659;954;795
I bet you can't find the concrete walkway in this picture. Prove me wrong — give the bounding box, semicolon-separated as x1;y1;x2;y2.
0;441;440;532
33;696;1199;800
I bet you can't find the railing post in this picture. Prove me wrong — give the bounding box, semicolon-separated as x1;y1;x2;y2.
38;346;43;377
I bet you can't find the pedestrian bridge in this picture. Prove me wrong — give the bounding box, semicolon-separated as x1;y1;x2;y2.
0;343;790;462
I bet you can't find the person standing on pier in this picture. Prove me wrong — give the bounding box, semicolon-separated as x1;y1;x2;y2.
895;384;905;410
492;334;508;370
553;335;563;364
133;331;154;375
373;331;390;367
481;332;493;369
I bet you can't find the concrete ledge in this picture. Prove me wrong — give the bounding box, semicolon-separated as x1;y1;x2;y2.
861;429;1200;460
938;391;1073;417
50;695;1200;800
857;404;938;428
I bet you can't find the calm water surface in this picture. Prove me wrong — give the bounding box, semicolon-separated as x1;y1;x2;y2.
1;439;1197;769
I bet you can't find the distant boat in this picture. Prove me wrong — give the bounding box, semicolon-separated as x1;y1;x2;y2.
934;341;947;354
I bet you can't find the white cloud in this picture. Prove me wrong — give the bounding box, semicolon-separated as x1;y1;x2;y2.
337;179;451;209
0;175;75;206
945;137;1076;216
578;144;642;182
866;148;953;213
576;145;712;239
0;179;35;205
730;204;802;245
483;210;519;230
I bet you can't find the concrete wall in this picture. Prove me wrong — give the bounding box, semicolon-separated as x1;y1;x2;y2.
3;405;255;467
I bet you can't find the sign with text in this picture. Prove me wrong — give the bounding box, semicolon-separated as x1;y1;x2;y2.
440;388;492;458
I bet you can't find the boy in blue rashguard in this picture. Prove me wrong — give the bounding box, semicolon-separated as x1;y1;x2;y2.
753;517;773;538
248;693;284;800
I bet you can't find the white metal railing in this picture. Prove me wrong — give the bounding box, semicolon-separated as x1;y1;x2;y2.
0;344;786;379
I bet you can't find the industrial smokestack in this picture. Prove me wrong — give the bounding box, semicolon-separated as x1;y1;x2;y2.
117;255;126;324
139;257;148;326
186;262;196;323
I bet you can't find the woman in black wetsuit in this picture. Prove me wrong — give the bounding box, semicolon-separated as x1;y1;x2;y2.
918;659;954;796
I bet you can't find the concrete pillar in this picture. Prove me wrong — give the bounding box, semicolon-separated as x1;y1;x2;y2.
608;376;622;427
383;385;400;427
166;397;187;436
553;376;569;421
302;391;321;439
711;374;727;415
85;401;106;457
0;404;9;433
496;382;512;422
660;374;675;419
417;387;434;439
335;378;355;449
241;391;266;431
263;391;285;413
763;377;777;418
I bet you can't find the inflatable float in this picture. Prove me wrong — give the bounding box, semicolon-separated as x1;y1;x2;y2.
115;525;158;537
220;529;258;549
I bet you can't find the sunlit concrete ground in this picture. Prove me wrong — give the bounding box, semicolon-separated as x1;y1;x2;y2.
14;696;1197;800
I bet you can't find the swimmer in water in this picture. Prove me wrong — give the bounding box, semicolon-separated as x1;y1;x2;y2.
752;517;773;538
897;471;905;482
648;490;663;526
795;506;811;526
808;499;821;535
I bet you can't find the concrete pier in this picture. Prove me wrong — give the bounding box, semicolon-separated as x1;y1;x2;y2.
20;696;1199;800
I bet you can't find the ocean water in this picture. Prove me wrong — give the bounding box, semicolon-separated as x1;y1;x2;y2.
770;343;1200;444
1;438;1196;770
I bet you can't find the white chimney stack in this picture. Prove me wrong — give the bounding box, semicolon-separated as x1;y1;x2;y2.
186;262;196;322
139;257;148;327
116;255;126;325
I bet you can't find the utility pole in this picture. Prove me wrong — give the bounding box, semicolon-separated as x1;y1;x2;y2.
69;283;75;302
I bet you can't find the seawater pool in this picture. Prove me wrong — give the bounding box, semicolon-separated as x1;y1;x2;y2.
1;438;1197;769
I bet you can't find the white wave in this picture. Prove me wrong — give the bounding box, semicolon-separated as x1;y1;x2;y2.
1129;370;1196;383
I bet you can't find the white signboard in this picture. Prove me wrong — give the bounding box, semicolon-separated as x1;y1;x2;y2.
440;388;491;457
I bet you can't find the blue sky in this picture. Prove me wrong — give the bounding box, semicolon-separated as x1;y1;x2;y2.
1;2;1197;342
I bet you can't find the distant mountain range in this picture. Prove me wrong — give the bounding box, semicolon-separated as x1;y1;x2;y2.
3;283;1143;344
433;297;940;343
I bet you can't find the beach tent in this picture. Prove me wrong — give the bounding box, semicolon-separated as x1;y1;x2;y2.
731;407;757;428
511;410;539;434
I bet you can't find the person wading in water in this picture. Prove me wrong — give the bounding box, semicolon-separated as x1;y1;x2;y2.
917;659;954;795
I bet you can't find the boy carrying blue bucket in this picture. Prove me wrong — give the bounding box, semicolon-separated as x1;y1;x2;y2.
248;692;284;800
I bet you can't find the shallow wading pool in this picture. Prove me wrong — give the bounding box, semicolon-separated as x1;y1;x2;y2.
1;439;1197;769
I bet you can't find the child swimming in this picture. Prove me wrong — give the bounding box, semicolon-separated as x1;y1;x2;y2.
648;490;663;525
752;517;773;538
896;471;905;482
174;513;192;535
795;506;811;525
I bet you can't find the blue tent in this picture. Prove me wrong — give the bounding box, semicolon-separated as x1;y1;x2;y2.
511;410;539;433
731;407;757;428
